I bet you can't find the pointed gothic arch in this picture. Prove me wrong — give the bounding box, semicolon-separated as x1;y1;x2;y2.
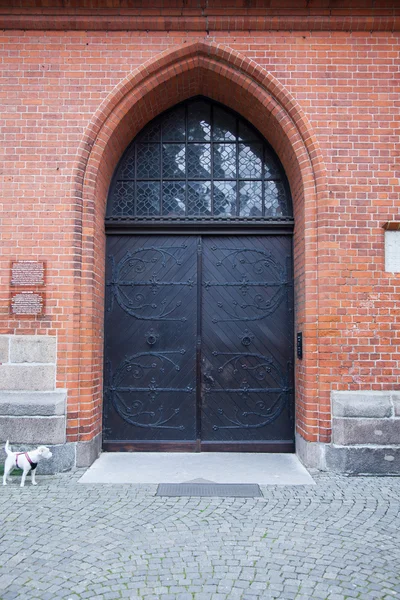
69;41;327;449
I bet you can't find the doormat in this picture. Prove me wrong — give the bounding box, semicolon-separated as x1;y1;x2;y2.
156;483;262;497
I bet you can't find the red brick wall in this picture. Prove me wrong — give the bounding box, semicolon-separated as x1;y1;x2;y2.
1;3;399;445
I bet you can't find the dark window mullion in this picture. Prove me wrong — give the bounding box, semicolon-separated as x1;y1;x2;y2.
235;116;240;217
210;102;214;217
134;141;137;216
262;143;265;217
185;104;188;217
160;131;163;216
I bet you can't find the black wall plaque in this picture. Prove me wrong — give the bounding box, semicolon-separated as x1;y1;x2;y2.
297;332;303;360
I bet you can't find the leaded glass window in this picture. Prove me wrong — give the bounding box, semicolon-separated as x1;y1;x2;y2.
107;98;292;220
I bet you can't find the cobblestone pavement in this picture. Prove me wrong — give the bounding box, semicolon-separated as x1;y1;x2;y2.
1;469;400;600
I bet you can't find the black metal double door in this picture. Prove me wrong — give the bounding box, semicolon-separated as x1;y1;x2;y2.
103;235;294;452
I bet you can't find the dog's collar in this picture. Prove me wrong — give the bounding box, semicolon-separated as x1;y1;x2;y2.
15;452;38;470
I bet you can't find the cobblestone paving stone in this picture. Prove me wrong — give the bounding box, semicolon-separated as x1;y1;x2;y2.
1;469;399;599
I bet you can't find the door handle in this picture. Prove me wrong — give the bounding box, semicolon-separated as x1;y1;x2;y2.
204;373;214;384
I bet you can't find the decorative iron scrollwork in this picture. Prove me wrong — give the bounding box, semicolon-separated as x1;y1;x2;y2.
106;244;194;321
205;351;292;430
105;350;193;430
204;246;290;322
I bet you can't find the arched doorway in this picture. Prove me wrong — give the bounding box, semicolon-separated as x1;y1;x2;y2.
103;97;294;452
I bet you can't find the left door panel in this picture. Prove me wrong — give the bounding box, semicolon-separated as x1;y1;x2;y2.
103;235;198;449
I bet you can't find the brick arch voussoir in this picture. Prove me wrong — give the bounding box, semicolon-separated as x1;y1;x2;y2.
82;68;319;217
74;41;325;205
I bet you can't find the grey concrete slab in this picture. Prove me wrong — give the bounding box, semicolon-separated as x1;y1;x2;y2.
331;391;393;418
10;334;56;363
392;393;400;416
326;444;400;474
0;364;56;391
76;432;101;467
0;390;66;416
332;416;400;445
79;452;315;485
0;336;9;363
0;414;66;444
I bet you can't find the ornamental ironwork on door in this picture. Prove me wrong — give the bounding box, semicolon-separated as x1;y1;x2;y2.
104;235;294;451
103;97;294;452
200;236;294;448
104;236;198;446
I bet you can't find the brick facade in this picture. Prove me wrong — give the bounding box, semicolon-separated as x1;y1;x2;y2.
0;1;399;471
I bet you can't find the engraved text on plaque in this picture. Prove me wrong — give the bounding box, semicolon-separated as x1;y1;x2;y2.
11;292;44;316
11;261;45;286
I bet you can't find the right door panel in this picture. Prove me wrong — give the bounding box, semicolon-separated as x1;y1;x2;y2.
200;236;294;450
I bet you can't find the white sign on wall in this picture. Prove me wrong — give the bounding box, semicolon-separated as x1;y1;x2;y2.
385;231;400;272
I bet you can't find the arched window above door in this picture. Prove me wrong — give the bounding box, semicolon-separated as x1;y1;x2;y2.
106;98;293;223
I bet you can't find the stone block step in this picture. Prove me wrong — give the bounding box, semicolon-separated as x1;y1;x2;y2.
0;390;66;416
0;390;67;445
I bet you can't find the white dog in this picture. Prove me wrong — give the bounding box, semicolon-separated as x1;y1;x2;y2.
3;440;52;487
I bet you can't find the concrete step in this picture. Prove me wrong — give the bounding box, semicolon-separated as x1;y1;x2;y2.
79;452;315;485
